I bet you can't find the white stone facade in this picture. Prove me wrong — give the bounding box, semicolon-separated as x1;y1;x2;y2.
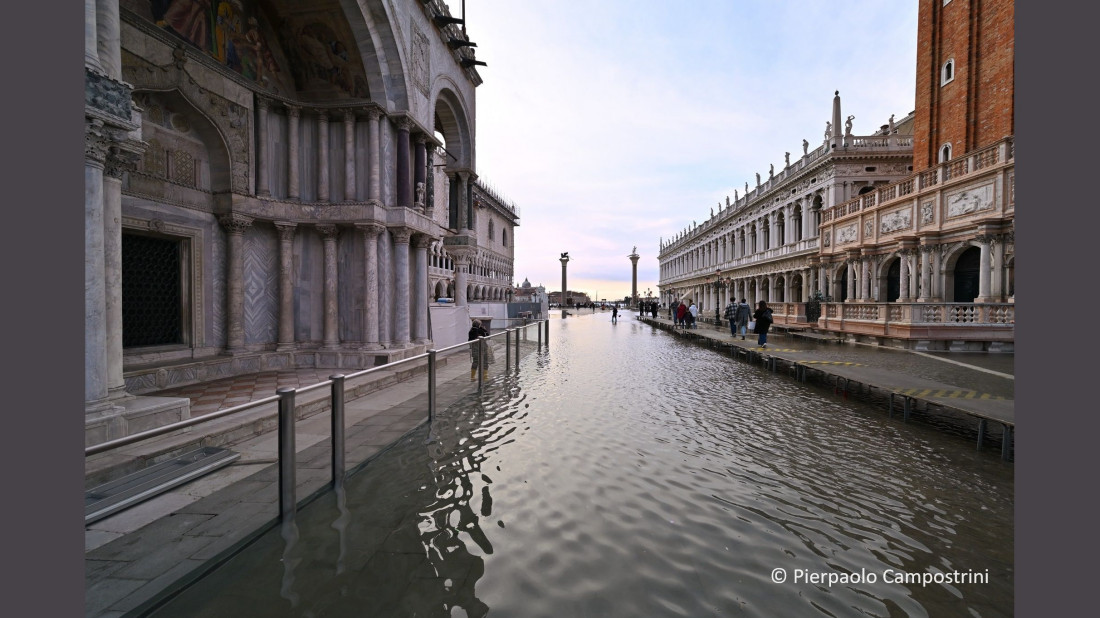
85;0;516;445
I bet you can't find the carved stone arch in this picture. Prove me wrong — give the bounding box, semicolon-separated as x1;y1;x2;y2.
433;86;473;169
122;52;251;193
434;280;446;299
343;0;410;109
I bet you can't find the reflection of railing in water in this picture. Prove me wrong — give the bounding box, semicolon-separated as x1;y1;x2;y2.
85;319;553;526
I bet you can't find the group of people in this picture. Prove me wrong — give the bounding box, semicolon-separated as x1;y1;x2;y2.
673;299;699;329
724;299;774;348
638;301;660;318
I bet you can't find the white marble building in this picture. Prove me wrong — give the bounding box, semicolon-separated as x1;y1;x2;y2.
84;0;515;445
659;93;915;319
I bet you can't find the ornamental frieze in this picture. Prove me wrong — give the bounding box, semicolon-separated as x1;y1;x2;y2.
85;67;133;122
946;182;995;218
879;207;913;234
836;223;858;245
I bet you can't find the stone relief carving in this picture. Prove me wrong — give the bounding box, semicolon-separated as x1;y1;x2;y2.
921;201;934;224
946;182;995;218
835;224;857;245
879;208;912;234
412;26;431;97
864;220;873;239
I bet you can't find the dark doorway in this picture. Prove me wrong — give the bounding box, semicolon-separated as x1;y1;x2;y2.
953;247;980;302
122;233;183;348
836;269;848;302
886;259;901;302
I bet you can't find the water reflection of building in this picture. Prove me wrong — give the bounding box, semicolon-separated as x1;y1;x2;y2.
658;0;1014;351
84;0;518;446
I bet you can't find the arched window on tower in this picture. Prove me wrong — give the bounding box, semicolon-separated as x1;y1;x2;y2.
941;58;955;85
939;143;953;163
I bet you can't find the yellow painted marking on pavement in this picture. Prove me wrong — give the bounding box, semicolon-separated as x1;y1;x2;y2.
894;388;1006;400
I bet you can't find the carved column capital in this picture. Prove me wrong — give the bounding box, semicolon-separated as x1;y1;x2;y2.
104;146;141;179
316;109;329;123
394;116;414;132
218;213;254;235
391;227;413;244
412;233;435;249
414;132;429;145
356;222;386;237
975;233;996;245
343;108;356;122
365;107;383;121
256;96;271;112
286;104;300;119
274;222;298;242
85;119;110;165
316;224;340;240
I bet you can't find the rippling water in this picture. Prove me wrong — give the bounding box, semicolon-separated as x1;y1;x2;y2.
153;312;1014;618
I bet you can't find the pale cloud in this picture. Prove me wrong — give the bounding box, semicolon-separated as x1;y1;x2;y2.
469;0;917;300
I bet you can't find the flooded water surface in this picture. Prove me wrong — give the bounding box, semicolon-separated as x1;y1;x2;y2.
153;312;1013;617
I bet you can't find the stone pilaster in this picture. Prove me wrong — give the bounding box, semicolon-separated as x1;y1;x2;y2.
367;108;382;202
85;0;103;72
343;110;356;201
274;223;297;351
991;234;1005;300
219;213;254;352
846;259;857;301
287;105;300;200
95;0;122;79
898;249;911;301
413;234;432;343
861;257;872;301
317;224;341;349
357;223;385;349
456;171;470;230
975;234;995;302
317;111;329;202
391;227;413;346
256;97;270;197
425;143;436;214
918;245;934;302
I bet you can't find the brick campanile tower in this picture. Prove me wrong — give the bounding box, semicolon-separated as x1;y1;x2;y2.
912;0;1014;171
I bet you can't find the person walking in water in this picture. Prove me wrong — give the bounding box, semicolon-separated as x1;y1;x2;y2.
675;300;687;328
611;305;618;323
688;300;698;329
753;301;773;348
734;298;751;340
723;298;738;337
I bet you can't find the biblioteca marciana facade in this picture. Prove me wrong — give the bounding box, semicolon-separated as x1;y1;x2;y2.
84;0;517;445
658;0;1014;353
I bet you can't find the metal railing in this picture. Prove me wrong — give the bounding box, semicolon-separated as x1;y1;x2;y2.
87;319;551;524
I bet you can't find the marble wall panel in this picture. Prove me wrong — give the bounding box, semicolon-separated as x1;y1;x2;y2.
294;229;325;344
243;225;278;345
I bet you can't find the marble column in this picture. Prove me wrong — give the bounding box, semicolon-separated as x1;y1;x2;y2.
343;110;356;201
317;111;329;202
391;228;413;346
909;253;920;302
414;135;428;210
919;245;933;302
454;257;469;306
274;223;297;351
95;0;121;78
85;0;103;72
287;105;300;200
395;118;412;207
358;223;384;349
976;235;993;302
457;171;470;230
629;253;640;300
104;149;136;399
846;260;857;301
367;109;382;202
256;98;270;197
317;224;341;349
413;234;432;343
85;121;109;406
219;213;253;352
425;143;436;214
991;235;1005;300
802;268;812;302
899;250;911;301
861;258;872;301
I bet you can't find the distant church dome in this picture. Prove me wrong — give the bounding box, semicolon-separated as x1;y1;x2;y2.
521;277;531;288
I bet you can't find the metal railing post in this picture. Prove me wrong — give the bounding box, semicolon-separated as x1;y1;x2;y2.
538;319;543;348
506;329;512;369
478;337;486;393
545;319;550;348
515;326;520;370
277;387;297;523
428;350;437;422
330;374;345;489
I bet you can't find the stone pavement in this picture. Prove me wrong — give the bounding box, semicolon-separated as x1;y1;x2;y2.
84;339;517;617
639;312;1014;427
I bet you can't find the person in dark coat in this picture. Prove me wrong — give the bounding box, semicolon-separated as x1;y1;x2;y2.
468;319;489;380
734;299;751;340
753;301;774;348
611;305;618;322
675;301;687;327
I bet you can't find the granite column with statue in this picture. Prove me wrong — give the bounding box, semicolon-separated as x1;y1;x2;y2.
560;254;570;313
629;250;640;304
